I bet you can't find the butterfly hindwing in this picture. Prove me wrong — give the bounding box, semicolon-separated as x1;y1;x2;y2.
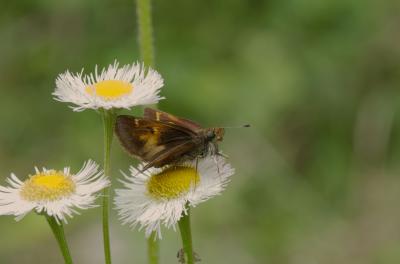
141;140;198;171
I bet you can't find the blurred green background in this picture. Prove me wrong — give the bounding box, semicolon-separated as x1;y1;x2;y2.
1;0;400;263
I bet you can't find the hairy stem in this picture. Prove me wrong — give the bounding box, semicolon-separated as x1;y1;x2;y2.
45;216;73;264
102;109;115;264
136;0;159;262
147;232;160;264
178;208;195;264
136;0;155;67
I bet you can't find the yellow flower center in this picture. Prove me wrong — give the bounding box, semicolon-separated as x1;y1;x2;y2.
85;80;133;99
20;171;76;202
147;166;200;200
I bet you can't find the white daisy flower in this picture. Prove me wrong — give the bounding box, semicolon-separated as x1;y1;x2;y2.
114;156;234;239
0;160;109;223
53;61;164;111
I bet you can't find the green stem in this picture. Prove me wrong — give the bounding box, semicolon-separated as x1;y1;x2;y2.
136;0;159;262
136;0;155;67
178;208;195;264
147;232;159;264
101;109;115;264
45;216;73;264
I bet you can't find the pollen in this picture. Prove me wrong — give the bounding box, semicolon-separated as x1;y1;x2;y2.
85;80;133;99
20;171;76;202
147;166;200;200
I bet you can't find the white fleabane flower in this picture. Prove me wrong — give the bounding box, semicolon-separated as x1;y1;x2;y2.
114;156;234;239
0;160;109;223
53;61;164;111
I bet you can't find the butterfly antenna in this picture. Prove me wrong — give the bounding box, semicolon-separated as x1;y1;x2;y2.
222;124;250;129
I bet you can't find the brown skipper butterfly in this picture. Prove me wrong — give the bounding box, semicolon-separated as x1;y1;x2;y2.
115;108;249;171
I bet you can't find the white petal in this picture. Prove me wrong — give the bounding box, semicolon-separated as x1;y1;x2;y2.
0;160;109;223
53;61;164;111
114;156;234;239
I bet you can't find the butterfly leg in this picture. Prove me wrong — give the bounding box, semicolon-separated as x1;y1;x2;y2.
194;157;199;189
208;143;221;175
213;155;221;175
216;158;221;175
215;151;230;176
216;151;229;159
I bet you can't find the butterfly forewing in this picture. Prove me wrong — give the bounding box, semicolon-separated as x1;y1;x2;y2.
144;108;202;132
115;115;197;167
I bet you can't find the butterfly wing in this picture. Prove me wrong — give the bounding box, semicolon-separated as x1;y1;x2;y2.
141;140;198;171
115;115;198;168
144;108;202;132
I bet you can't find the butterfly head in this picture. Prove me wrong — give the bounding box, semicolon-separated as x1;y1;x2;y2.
215;128;225;141
205;128;225;142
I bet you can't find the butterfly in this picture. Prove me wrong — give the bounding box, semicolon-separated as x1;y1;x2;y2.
115;108;233;172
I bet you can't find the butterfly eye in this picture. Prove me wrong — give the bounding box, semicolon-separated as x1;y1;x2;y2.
206;130;215;139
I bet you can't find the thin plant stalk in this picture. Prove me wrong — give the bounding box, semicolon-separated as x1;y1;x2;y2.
136;0;159;262
147;232;160;264
45;215;73;264
178;207;195;264
136;0;155;67
101;109;115;264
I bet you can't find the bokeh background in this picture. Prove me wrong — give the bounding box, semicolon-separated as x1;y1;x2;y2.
1;0;400;263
